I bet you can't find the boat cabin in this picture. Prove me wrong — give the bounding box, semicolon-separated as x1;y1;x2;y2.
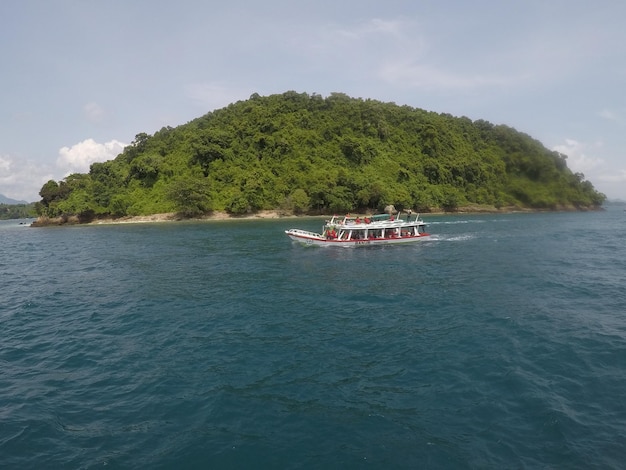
323;212;427;241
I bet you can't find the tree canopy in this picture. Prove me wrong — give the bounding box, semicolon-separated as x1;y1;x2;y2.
0;203;36;220
36;91;606;219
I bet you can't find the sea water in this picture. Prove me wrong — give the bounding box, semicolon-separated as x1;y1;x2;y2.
1;206;625;468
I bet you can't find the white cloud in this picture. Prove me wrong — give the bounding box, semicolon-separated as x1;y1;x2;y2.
550;138;626;198
1;139;127;202
0;154;55;202
0;155;11;172
552;139;605;175
57;139;127;175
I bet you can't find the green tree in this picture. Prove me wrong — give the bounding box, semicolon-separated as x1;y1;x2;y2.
283;188;310;214
166;177;212;216
34;91;606;221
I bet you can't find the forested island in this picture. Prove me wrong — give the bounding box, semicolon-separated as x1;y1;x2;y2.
34;91;605;224
1;203;36;220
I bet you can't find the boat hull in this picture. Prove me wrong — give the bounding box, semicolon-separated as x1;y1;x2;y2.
285;230;430;247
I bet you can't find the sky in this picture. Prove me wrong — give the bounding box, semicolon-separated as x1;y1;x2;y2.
1;0;625;202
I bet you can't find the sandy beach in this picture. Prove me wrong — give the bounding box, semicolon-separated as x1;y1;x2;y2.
84;210;296;225
85;205;519;225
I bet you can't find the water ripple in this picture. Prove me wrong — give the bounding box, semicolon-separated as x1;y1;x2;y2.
1;212;625;468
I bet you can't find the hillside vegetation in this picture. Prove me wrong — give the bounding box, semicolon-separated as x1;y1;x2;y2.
36;91;605;221
1;203;36;220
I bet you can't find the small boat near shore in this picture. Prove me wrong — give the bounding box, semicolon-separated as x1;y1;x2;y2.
285;211;430;247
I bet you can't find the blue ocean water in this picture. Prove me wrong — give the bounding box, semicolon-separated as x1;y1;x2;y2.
1;206;625;469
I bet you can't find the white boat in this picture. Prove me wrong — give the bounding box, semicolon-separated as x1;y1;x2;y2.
285;211;430;247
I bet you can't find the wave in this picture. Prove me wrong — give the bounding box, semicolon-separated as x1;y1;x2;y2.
429;234;476;242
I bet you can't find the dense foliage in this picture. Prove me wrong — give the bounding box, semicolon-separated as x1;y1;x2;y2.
36;91;605;219
1;203;36;220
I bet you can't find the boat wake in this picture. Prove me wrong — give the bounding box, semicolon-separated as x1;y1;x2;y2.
429;234;476;242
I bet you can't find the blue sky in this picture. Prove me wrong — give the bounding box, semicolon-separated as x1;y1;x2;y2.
1;0;625;202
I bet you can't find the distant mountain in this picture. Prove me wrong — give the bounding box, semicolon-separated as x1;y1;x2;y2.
0;194;28;204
